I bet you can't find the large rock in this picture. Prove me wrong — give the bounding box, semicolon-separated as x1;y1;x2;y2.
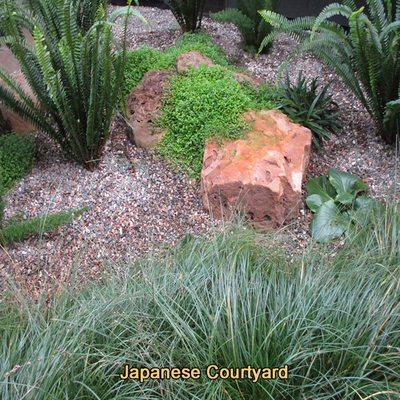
0;71;37;134
176;51;214;74
201;110;312;229
126;70;172;149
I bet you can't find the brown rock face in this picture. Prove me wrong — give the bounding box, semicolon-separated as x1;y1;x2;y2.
233;72;262;87
0;71;37;134
201;110;312;229
176;51;214;74
126;70;172;149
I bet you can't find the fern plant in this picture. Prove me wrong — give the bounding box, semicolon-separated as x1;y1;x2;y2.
163;0;205;32
278;73;341;148
260;0;400;145
211;0;280;53
0;0;137;169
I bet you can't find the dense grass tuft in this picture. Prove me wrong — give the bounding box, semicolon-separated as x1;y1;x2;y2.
0;212;399;399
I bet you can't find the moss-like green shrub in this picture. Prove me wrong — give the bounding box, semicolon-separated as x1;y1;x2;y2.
158;65;275;177
123;33;229;98
0;133;35;191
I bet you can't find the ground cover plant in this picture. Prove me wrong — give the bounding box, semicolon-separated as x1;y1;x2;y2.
0;217;399;399
0;134;35;191
0;111;11;136
158;65;276;176
260;0;400;145
123;33;229;98
163;0;205;32
277;72;341;148
0;0;135;169
211;0;280;53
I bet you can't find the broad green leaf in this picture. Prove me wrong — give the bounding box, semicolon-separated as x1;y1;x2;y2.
306;194;324;213
350;196;378;227
311;199;350;243
336;191;355;205
328;168;367;198
306;176;336;202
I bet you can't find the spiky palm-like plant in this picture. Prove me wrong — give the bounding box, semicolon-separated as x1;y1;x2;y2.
211;0;280;53
0;0;138;169
260;0;400;145
163;0;205;32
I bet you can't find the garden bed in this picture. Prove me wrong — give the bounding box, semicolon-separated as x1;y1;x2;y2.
0;6;398;295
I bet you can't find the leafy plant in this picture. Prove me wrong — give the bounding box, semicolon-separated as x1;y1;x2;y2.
0;0;137;169
0;225;399;398
163;0;205;32
123;33;229;98
0;133;35;190
0;111;11;136
306;169;370;242
158;65;275;177
278;72;341;148
260;0;400;145
211;0;280;53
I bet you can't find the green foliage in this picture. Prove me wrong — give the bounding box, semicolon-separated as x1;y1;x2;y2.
211;0;280;53
0;134;35;190
0;111;11;136
260;0;400;145
123;33;229;97
0;0;136;169
158;65;275;177
306;169;370;242
163;0;205;32
278;73;341;148
0;223;399;399
0;207;86;245
25;0;109;34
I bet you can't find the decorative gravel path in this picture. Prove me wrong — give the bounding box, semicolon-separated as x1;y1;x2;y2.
1;6;398;295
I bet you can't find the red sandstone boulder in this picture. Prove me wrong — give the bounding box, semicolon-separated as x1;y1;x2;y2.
176;51;214;74
0;71;37;134
126;70;172;149
201;110;312;229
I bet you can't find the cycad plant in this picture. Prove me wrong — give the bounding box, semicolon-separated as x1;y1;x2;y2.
211;0;280;53
163;0;205;32
260;0;400;145
0;0;135;169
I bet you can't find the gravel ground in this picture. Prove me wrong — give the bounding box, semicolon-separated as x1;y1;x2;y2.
0;120;215;295
1;6;398;295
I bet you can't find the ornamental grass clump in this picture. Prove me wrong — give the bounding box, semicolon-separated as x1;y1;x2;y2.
0;221;399;399
260;0;400;145
0;0;138;169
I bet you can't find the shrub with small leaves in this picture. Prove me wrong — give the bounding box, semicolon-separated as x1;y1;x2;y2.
123;33;229;98
0;133;35;190
158;65;276;177
278;73;341;148
0;111;11;136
